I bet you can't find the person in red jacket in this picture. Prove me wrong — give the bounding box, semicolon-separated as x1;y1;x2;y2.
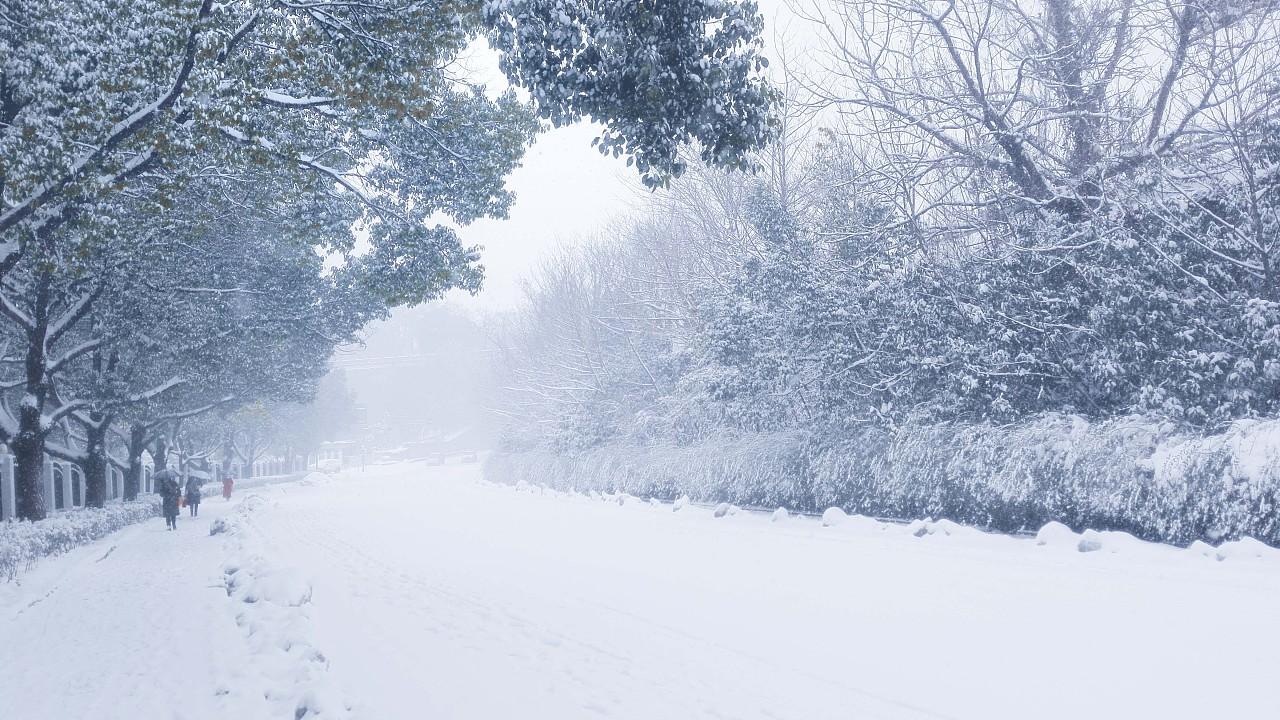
222;473;234;501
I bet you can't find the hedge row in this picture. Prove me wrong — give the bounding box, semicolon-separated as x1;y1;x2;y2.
1;498;161;582
486;415;1280;546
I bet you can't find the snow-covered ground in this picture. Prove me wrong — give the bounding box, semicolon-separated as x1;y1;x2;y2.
2;462;1278;719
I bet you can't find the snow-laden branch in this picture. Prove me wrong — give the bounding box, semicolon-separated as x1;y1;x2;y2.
126;376;187;406
0;0;214;238
46;337;103;376
142;395;238;430
217;126;396;219
0;289;34;332
43;399;92;429
43;438;89;465
260;89;337;109
173;286;267;296
46;288;102;350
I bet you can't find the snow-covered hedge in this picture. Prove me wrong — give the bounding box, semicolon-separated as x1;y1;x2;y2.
486;414;1280;546
0;498;161;582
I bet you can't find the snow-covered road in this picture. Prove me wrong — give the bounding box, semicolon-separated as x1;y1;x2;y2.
3;462;1279;720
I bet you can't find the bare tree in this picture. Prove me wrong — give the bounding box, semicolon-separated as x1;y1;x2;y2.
797;0;1280;246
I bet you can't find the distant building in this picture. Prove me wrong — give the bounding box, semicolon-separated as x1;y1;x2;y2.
314;440;360;470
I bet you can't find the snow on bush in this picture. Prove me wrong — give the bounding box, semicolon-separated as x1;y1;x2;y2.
820;507;847;527
906;519;968;538
486;414;1280;547
1035;521;1078;547
0;498;160;582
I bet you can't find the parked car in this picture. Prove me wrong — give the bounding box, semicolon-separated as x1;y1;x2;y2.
459;451;478;464
317;458;341;474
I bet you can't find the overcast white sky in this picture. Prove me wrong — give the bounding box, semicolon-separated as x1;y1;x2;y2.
445;122;640;310
442;0;810;312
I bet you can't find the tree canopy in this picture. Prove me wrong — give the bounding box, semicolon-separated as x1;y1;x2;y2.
0;0;779;518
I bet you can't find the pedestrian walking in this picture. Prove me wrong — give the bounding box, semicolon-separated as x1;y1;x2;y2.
185;475;202;517
155;469;180;530
222;473;234;501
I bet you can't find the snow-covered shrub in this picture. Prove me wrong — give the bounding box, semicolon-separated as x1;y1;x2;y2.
0;498;161;582
487;415;1280;546
813;414;1280;545
486;431;812;509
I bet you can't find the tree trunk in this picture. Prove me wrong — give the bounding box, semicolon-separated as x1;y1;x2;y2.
221;432;235;478
83;417;108;508
125;423;147;500
12;406;46;521
13;273;52;520
152;434;168;471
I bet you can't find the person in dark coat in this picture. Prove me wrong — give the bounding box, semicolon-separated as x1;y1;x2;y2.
155;469;180;530
185;475;202;517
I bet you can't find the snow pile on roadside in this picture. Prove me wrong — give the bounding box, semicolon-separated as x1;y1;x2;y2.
507;476;1280;564
298;472;332;487
820;506;847;527
0;498;160;582
216;492;350;718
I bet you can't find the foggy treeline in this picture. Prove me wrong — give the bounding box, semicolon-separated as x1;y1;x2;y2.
0;0;775;520
490;0;1280;545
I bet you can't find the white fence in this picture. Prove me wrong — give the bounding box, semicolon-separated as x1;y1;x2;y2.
0;449;314;520
0;451;155;521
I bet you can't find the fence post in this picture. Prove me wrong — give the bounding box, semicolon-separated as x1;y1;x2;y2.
1;454;14;521
62;463;75;508
43;457;55;513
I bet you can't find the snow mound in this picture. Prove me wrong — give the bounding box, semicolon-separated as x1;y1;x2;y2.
226;561;313;607
770;507;789;522
1035;521;1079;547
1212;537;1275;562
237;494;269;513
1187;540;1216;558
1076;529;1143;553
1077;530;1104;553
906;518;966;538
214;494;349;718
713;502;739;518
673;495;690;512
1035;523;1147;554
298;472;331;487
821;507;848;527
